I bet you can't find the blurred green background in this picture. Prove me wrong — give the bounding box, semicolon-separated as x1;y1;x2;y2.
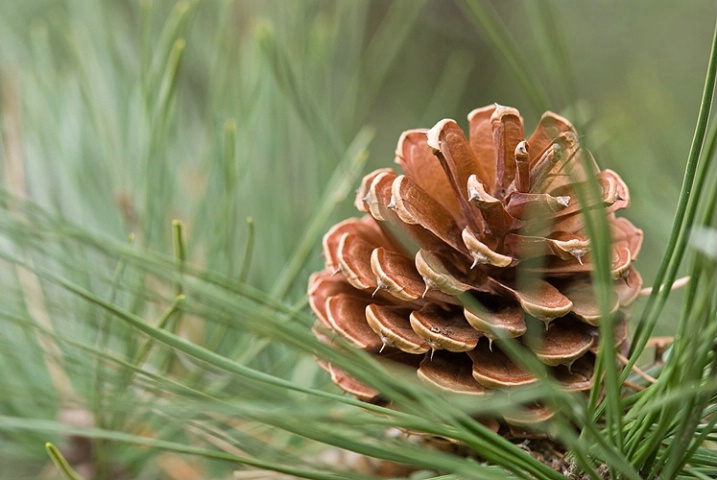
0;0;714;478
0;1;712;300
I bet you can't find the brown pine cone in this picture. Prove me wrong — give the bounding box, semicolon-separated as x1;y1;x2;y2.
309;105;643;429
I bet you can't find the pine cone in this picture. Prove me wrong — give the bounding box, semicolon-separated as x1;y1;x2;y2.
309;105;643;428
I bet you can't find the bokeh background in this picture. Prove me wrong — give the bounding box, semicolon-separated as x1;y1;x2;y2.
0;1;714;478
1;1;712;306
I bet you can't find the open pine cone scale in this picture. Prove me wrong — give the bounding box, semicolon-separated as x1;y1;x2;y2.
309;104;643;426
